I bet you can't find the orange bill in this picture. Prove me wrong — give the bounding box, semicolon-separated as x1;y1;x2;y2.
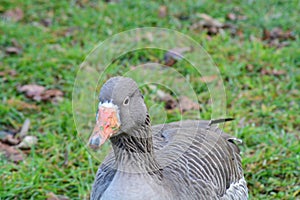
89;106;120;150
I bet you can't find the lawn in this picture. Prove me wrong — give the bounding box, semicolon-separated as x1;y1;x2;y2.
1;0;299;199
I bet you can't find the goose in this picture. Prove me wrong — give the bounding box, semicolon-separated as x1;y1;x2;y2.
89;76;248;200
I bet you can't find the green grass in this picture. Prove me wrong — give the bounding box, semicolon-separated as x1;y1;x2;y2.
1;0;299;199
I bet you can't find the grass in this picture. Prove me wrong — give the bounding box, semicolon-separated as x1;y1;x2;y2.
1;0;299;199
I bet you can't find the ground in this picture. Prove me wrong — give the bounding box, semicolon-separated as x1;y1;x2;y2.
0;0;299;199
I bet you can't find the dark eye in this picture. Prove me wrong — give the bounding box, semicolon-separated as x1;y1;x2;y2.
123;97;129;105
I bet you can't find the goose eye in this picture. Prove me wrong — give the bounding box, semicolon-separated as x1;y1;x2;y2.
123;97;130;105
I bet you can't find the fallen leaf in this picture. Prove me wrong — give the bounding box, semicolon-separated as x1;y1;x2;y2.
56;27;78;37
17;135;37;149
226;13;237;21
198;13;223;28
46;192;70;200
164;47;193;66
19;118;30;138
18;84;46;101
7;99;40;111
226;13;247;21
263;27;295;41
262;27;295;48
149;85;178;109
41;89;64;103
246;64;254;72
261;69;286;76
40;18;52;27
0;70;17;77
5;46;21;55
200;75;217;83
190;13;236;36
0;133;20;145
178;96;200;113
158;6;168;18
161;94;178;110
3;7;24;22
0;142;24;163
18;84;63;103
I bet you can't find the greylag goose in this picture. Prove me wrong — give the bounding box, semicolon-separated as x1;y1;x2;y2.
89;76;248;200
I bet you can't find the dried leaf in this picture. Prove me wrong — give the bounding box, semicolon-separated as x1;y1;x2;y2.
198;13;223;28
5;46;21;55
261;69;286;76
158;6;167;18
7;99;40;111
161;94;177;110
262;27;295;48
56;27;78;37
46;192;70;200
17;136;37;150
0;142;24;163
18;84;63;103
19;119;30;138
149;85;178;110
18;84;46;101
40;18;52;27
200;75;217;83
226;13;247;21
0;70;17;77
3;7;24;22
191;13;236;36
246;64;254;72
41;89;64;103
164;47;193;66
226;13;237;21
0;134;20;145
178;96;200;113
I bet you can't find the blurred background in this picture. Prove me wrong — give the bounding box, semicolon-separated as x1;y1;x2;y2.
0;0;299;199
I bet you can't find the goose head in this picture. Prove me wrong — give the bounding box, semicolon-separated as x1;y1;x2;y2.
89;77;148;150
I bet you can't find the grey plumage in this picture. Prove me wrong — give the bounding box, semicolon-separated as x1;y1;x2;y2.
90;77;248;200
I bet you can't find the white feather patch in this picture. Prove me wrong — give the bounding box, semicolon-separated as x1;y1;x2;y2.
97;101;121;125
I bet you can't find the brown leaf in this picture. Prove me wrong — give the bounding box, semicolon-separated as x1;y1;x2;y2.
56;27;78;37
198;13;223;28
46;192;70;200
0;142;24;163
7;99;40;111
262;27;295;48
17;135;37;150
0;134;20;145
246;64;254;72
226;13;236;21
5;46;21;55
18;85;64;103
263;27;295;41
18;84;46;101
3;7;24;22
40;18;52;27
0;70;17;77
191;13;236;36
19;119;30;138
161;94;177;110
200;75;217;83
261;69;286;76
178;96;200;113
226;12;247;21
164;47;193;66
158;6;168;18
41;89;64;103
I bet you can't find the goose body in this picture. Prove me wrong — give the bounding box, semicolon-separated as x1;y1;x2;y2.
89;77;248;200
